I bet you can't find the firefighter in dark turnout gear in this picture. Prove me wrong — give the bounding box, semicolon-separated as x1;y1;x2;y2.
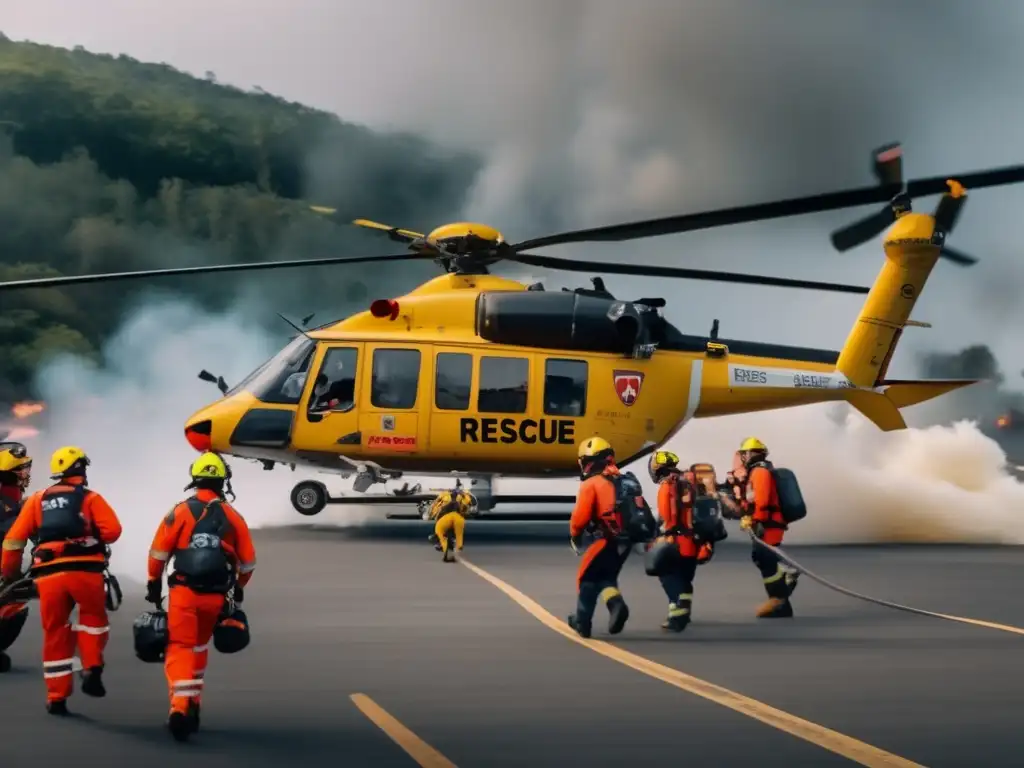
0;442;33;673
567;436;631;639
647;450;710;633
734;437;798;618
146;452;256;742
1;446;122;713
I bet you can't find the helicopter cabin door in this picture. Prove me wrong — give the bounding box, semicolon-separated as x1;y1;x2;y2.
357;342;430;458
290;342;364;454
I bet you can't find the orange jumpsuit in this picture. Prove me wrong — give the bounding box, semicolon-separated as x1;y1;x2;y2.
569;465;632;636
1;478;122;703
742;463;791;601
147;489;256;716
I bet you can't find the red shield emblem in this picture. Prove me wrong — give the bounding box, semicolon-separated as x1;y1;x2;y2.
613;370;644;407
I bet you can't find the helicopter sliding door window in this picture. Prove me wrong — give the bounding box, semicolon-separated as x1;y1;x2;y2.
308;346;358;414
371;348;421;409
435;352;472;410
478;356;528;414
544;359;587;417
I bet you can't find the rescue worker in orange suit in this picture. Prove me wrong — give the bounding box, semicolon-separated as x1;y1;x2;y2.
568;436;631;638
1;446;122;714
146;452;256;741
647;450;713;633
0;442;33;673
732;437;799;617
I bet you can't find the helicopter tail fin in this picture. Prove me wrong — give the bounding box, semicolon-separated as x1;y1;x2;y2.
835;239;942;388
841;379;982;431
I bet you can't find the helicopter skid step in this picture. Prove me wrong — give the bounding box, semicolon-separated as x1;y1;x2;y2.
383;511;571;522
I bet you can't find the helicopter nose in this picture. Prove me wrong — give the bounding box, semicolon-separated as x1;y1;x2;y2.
184;419;213;452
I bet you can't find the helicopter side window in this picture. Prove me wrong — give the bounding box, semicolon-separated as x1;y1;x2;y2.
371;348;421;410
244;336;316;406
435;352;472;410
307;347;358;414
544;359;588;417
478;356;528;414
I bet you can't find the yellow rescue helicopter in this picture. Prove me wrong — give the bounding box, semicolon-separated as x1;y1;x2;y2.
3;143;1024;519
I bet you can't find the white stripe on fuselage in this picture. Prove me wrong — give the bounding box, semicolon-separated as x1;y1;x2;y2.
727;363;858;390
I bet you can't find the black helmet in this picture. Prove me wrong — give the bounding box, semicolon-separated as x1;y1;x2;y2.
213;608;250;654
133;609;169;663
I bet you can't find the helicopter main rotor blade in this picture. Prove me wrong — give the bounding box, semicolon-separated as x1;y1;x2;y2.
938;245;978;266
0;253;428;292
509;162;1024;252
507;252;870;294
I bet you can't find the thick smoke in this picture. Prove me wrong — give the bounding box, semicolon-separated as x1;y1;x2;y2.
7;2;1024;550
22;295;385;584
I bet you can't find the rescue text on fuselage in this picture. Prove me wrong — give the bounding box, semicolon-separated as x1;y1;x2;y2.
459;417;575;445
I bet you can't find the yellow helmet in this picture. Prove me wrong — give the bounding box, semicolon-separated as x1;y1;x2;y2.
647;450;679;483
190;452;229;480
0;443;31;474
739;437;767;452
50;446;90;479
578;436;613;460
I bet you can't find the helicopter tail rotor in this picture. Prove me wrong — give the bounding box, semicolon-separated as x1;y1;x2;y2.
830;143;981;266
829;143;907;252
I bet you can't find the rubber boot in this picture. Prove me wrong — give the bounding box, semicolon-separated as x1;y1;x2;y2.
0;651;10;674
187;700;201;734
46;699;69;716
80;665;106;698
168;711;191;742
755;597;794;618
567;614;591;638
661;601;691;633
607;595;630;635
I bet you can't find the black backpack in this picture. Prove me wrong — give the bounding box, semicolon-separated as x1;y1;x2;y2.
609;471;658;543
772;467;807;524
750;461;807;525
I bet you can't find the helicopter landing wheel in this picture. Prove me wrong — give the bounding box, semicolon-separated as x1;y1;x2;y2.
291;480;328;516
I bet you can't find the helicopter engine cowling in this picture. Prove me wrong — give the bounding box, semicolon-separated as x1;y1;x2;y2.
476;290;657;355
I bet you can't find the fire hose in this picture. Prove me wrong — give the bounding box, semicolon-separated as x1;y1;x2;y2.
748;530;1024;634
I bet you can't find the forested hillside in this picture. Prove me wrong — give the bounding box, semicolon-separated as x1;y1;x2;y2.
0;35;480;403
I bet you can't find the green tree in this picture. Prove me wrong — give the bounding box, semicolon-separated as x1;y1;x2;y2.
0;38;481;404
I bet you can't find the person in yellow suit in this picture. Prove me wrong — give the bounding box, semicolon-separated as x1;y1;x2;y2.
427;481;477;562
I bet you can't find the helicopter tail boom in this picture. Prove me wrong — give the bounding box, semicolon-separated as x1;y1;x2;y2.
835;226;943;388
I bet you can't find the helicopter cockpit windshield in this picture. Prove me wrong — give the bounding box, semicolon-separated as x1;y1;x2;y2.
227;335;317;405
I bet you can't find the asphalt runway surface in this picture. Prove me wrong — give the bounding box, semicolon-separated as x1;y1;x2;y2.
3;520;1024;767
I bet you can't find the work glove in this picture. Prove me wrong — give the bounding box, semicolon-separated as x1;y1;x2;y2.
740;516;765;539
570;533;584;556
145;579;163;607
233;584;245;605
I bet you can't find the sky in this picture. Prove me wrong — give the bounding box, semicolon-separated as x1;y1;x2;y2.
5;0;1024;376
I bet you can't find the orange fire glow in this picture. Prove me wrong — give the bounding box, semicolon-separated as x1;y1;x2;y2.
11;401;45;420
997;414;1011;429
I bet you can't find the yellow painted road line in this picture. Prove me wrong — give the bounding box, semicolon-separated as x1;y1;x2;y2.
351;693;458;768
460;558;924;768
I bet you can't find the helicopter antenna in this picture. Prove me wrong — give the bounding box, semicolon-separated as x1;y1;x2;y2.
276;313;312;340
